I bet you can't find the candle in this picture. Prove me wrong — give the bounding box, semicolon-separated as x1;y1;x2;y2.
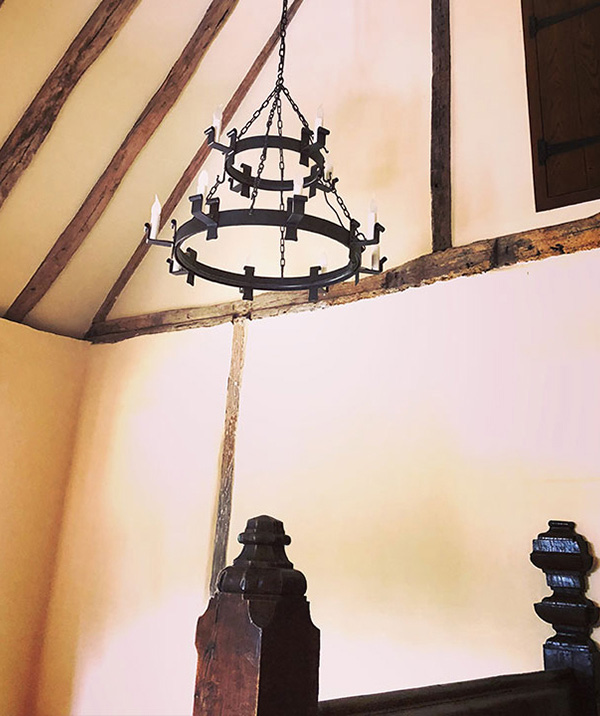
196;169;208;210
367;199;377;240
315;104;324;132
150;194;161;240
213;105;223;142
369;199;379;270
371;245;380;271
319;252;328;273
293;171;304;196
324;160;334;181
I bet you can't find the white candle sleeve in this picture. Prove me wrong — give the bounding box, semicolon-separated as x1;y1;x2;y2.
367;199;378;240
371;245;380;270
213;105;223;142
196;169;209;199
150;195;162;240
315;104;324;132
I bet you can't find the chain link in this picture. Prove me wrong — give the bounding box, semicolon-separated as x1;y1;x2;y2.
238;88;277;138
281;86;311;131
276;96;287;276
206;169;226;201
325;181;366;240
249;92;279;211
276;0;288;88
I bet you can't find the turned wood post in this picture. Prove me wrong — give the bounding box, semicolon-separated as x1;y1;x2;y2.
194;515;320;715
531;520;600;716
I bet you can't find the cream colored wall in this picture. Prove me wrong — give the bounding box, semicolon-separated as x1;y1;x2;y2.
0;318;89;716
230;248;600;700
35;324;232;716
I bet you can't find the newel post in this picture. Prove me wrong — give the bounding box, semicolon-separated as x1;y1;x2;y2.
194;515;320;715
531;520;600;716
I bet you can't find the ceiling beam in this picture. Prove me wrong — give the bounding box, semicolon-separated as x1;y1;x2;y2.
86;211;600;343
89;0;307;327
431;0;452;252
4;0;240;324
0;0;142;211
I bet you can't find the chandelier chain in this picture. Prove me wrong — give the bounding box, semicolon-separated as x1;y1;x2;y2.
206;169;226;201
329;182;367;239
277;96;286;276
282;86;311;131
276;0;288;88
249;93;279;211
238;88;277;138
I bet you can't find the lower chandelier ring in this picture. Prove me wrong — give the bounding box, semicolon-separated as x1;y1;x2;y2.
172;208;363;301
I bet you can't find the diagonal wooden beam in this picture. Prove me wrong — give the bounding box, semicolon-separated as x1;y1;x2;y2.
89;0;307;327
0;0;142;211
4;0;240;323
431;0;452;251
86;211;600;343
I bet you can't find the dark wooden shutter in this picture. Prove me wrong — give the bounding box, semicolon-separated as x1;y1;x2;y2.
522;0;600;211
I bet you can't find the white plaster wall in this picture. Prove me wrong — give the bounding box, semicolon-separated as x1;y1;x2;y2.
231;248;600;700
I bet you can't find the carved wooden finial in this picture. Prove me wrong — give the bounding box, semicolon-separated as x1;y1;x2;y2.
217;515;307;597
194;516;319;716
531;520;600;715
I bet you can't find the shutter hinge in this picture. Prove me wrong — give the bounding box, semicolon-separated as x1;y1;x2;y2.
538;134;600;165
529;1;600;38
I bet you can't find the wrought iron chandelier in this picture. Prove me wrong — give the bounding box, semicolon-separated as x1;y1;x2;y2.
145;0;385;302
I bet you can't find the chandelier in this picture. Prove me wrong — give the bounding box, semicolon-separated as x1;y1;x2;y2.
145;0;385;302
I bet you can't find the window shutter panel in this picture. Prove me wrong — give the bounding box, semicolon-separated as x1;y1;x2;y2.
522;0;600;210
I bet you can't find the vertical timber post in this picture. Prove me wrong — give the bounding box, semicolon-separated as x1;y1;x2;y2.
431;0;452;252
194;515;320;715
531;520;600;716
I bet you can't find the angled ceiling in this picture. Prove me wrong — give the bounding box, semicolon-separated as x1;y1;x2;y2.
1;0;599;339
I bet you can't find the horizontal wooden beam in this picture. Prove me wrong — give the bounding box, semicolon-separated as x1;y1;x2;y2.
0;0;142;211
4;0;239;323
86;211;600;343
90;0;307;327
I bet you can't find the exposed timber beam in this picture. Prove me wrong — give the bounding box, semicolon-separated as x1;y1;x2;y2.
4;0;240;323
0;0;142;211
431;0;452;252
86;211;600;343
209;319;247;596
90;0;307;327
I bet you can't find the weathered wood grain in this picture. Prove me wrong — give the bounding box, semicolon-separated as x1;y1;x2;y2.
431;0;452;252
4;0;239;323
86;211;600;343
0;0;142;210
196;516;319;716
90;0;307;327
209;319;247;596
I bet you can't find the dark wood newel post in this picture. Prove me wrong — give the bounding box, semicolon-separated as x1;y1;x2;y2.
194;515;320;715
531;520;600;716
